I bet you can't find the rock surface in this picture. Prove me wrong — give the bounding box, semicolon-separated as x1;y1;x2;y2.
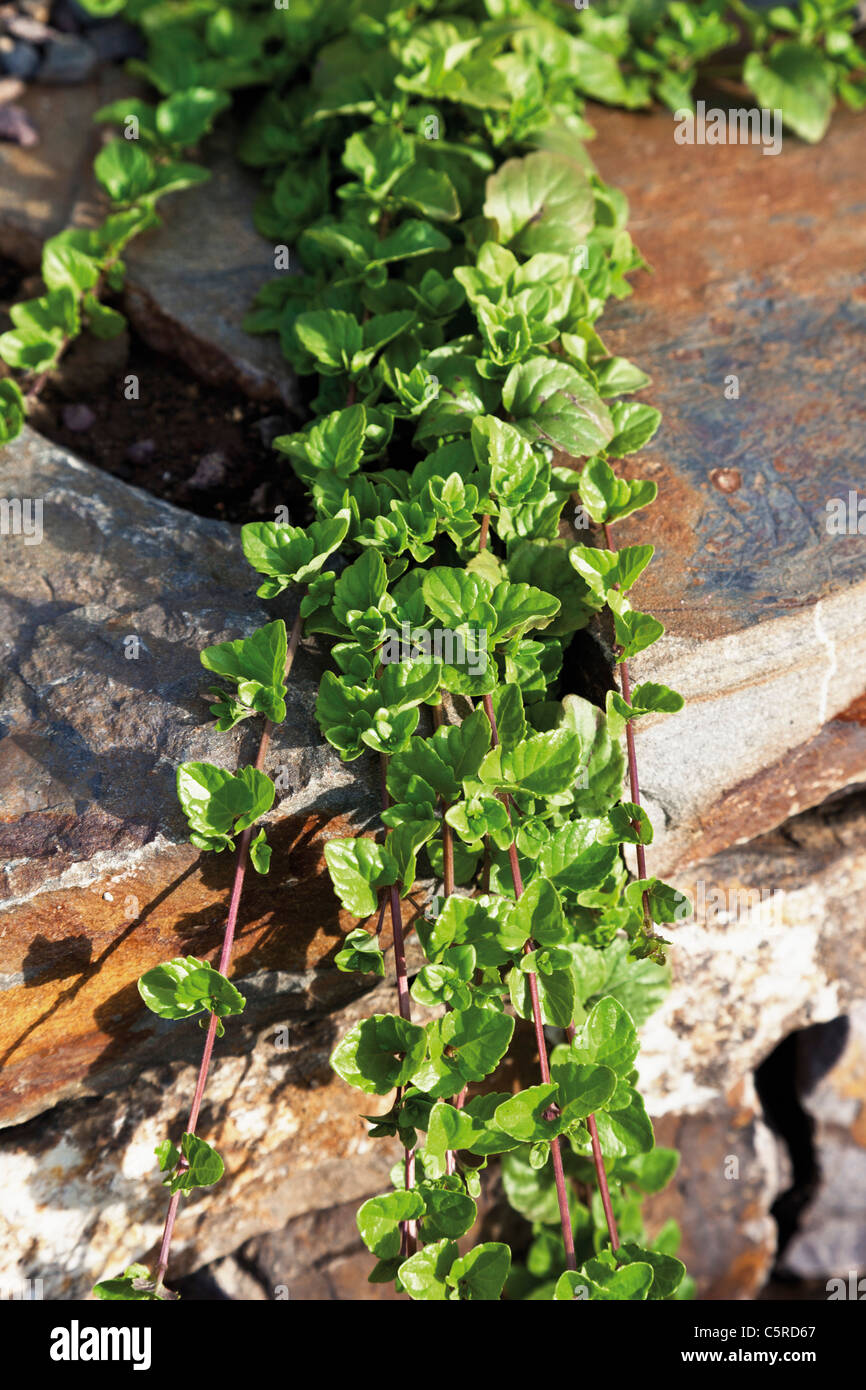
646;1078;783;1301
0;986;402;1299
781;1002;866;1282
640;793;866;1116
0;429;389;1129
587;104;866;875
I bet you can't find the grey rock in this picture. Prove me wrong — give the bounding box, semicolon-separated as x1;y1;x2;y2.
87;20;145;64
125;438;156;466
1;39;39;80
0;428;380;1128
0;77;296;401
37;35;97;85
188;450;228;490
640;794;866;1117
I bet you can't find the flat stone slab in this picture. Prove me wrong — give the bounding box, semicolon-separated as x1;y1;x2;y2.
587;105;866;873
0;428;387;1128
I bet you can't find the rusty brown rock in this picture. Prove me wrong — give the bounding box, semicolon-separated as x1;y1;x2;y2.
579;104;866;875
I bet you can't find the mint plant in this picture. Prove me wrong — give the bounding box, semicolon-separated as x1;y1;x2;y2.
34;0;853;1301
0;113;222;443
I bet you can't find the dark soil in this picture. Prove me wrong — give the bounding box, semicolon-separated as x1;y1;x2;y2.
0;256;310;525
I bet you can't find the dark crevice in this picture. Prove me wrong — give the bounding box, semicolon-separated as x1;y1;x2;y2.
754;1017;850;1285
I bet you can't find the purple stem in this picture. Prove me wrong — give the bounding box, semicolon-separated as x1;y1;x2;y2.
153;608;303;1289
482;696;577;1271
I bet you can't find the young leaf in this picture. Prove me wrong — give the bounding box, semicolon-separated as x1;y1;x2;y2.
138;956;246;1023
330;1014;428;1095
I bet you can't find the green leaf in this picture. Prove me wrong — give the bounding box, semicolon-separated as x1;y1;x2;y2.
551;1056;617;1124
138;956;245;1022
607;401;662;457
413;1005;514;1097
743;42;834;143
569;996;640;1077
419;1182;477;1240
398;1239;457;1301
357;1190;425;1259
607;802;654;846
484;151;595;255
447;1243;510;1300
613;606;665;660
249;827;271;875
93;1264;171;1302
512;876;567;946
94;139;157;203
504;358;613;458
176;762;275;852
324;838;398;917
479;731;584;797
335;927;386;977
579;456;657;525
84;296;126;340
0;378;26;444
617;1243;686;1300
425;1096;519;1158
155;88;231;147
166;1132;225;1195
494;1084;563;1142
154;1138;179;1175
508;961;575;1029
201;619;287;727
592;1083;654;1159
538;826;621;894
331;1014;428;1095
0;328;61;373
241;512;349;593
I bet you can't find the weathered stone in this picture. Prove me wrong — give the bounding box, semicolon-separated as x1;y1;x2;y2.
781;1002;866;1282
37;35;98;86
583;105;866;876
0;428;391;1127
0;986;402;1299
242;1196;401;1301
645;1078;782;1300
640;792;866;1117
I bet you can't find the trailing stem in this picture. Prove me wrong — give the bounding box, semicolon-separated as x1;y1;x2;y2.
380;754;418;1255
153;607;303;1289
603;521;654;940
482;695;577;1272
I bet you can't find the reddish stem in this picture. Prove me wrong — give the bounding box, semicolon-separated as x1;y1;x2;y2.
565;1022;620;1252
380;754;417;1253
482;699;576;1271
153;607;303;1289
602;522;654;937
